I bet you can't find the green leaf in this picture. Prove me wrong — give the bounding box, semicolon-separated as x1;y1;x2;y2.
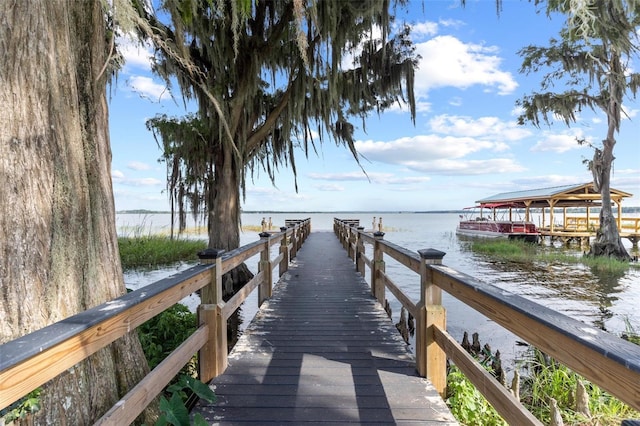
192;413;210;426
185;377;217;403
159;393;189;426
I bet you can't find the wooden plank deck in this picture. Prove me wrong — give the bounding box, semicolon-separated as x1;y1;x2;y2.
192;231;457;425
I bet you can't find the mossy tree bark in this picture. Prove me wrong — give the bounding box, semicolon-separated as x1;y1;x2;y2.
0;1;156;423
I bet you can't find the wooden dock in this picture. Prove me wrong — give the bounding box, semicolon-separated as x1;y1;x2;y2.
192;231;457;425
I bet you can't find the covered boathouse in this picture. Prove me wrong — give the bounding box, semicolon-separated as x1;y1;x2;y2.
475;182;639;247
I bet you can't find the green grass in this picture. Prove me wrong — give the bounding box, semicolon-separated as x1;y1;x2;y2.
446;365;507;425
518;348;640;425
455;240;640;424
118;235;207;270
468;239;636;274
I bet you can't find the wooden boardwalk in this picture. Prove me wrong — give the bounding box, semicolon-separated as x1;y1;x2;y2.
192;231;457;425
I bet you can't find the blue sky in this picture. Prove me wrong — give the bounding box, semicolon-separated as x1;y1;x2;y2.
108;1;640;212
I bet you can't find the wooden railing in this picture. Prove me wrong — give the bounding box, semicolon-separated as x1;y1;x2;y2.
564;215;640;233
0;219;311;424
334;218;640;425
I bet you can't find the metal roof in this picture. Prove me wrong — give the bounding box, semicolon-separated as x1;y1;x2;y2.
475;182;632;208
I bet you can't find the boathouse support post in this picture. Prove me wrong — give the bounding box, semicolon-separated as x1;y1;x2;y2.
371;231;386;304
356;227;365;275
197;248;227;382
416;248;447;398
259;232;272;306
279;227;289;277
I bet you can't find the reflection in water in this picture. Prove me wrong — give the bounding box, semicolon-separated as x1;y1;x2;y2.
460;242;633;334
588;265;627;331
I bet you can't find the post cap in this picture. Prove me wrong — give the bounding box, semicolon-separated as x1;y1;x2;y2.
197;248;226;259
418;248;446;260
259;231;271;238
357;226;365;230
280;227;288;232
373;231;385;238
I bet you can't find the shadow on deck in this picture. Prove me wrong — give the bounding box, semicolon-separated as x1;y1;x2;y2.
192;231;457;425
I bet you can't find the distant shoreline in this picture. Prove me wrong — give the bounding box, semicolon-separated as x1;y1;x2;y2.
117;207;640;214
116;209;466;214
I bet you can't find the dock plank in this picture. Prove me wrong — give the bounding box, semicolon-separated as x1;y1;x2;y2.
193;231;457;425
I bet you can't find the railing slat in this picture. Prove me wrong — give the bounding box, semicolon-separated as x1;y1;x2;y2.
222;271;263;320
379;270;417;318
0;267;213;409
433;325;543;426
95;325;209;426
221;240;265;274
431;265;640;412
380;240;421;274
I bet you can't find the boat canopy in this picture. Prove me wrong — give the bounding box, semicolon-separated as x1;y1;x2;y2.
464;202;525;210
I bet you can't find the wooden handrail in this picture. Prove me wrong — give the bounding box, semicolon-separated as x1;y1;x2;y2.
0;218;311;421
333;218;640;421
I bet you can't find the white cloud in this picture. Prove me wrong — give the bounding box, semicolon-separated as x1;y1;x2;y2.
530;130;588;153
428;114;531;141
622;105;638;119
118;37;153;71
111;169;162;186
127;161;152;171
308;172;369;182
415;35;518;96
411;21;439;39
127;76;170;101
352;119;531;176
127;177;163;186
404;158;525;175
308;171;430;185
314;183;345;192
512;174;592;189
611;168;640;192
356;135;500;164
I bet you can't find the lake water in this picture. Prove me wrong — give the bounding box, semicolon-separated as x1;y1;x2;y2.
117;212;640;374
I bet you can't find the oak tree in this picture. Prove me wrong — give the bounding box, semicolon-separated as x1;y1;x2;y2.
142;0;418;292
517;0;639;260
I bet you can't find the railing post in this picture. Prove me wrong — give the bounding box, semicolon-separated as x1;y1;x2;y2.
197;248;227;383
348;226;357;260
279;227;289;277
371;231;386;304
356;226;365;275
290;226;298;259
297;222;304;250
259;232;272;306
416;248;447;398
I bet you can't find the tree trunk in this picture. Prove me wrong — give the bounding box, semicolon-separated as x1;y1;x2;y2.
588;47;631;261
589;139;630;260
209;148;253;349
209;148;254;295
1;1;156;423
